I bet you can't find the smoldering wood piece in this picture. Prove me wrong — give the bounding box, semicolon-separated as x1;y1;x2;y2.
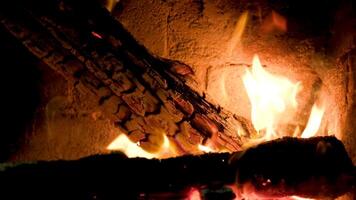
0;136;354;199
231;136;355;199
0;153;233;199
0;0;250;152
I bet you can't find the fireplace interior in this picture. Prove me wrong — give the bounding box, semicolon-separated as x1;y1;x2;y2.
0;0;355;199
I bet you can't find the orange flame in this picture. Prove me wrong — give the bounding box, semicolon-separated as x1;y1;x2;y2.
107;134;156;158
107;133;222;158
198;144;214;153
104;0;119;12
290;196;314;200
301;103;325;138
186;187;201;200
228;11;249;57
107;134;175;159
242;55;301;140
261;10;287;33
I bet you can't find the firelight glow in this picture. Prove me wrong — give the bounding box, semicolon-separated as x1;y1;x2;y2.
242;55;301;140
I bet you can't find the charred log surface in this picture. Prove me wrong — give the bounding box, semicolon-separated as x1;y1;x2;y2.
0;0;249;153
0;136;354;199
232;136;355;199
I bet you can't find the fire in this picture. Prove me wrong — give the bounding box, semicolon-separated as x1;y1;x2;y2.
107;133;218;158
103;0;119;12
107;134;175;159
242;55;301;140
186;187;201;200
107;134;156;159
242;55;325;141
290;196;314;200
260;11;287;33
228;11;249;57
198;144;214;153
301;103;325;138
103;8;328;200
108;55;326;158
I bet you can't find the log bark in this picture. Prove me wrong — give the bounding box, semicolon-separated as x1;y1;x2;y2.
0;0;253;153
0;136;354;199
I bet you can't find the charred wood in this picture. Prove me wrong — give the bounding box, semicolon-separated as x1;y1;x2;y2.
0;0;251;153
0;136;354;199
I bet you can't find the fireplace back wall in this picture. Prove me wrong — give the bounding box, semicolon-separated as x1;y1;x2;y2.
0;0;355;199
1;0;355;177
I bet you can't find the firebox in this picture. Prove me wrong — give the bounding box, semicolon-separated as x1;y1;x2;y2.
0;0;355;199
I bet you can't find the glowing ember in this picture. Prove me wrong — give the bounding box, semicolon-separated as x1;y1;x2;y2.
91;31;103;39
290;196;314;200
301;103;325;138
107;134;175;159
242;54;301;140
186;187;201;200
231;188;315;200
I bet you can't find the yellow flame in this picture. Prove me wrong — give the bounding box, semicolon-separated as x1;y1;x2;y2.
228;11;249;57
104;0;119;12
108;134;220;158
198;144;214;153
242;55;301;140
157;134;176;158
301;103;325;138
290;196;314;200
107;134;175;159
107;134;155;158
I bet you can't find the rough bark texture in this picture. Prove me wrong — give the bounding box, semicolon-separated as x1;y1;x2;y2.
233;136;355;199
0;136;354;200
0;0;254;155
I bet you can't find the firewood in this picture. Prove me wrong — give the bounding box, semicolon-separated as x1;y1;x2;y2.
0;0;250;153
231;136;355;199
0;136;354;199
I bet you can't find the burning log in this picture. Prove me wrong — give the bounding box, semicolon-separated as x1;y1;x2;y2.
0;136;354;199
0;0;354;199
232;136;355;199
0;0;251;153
